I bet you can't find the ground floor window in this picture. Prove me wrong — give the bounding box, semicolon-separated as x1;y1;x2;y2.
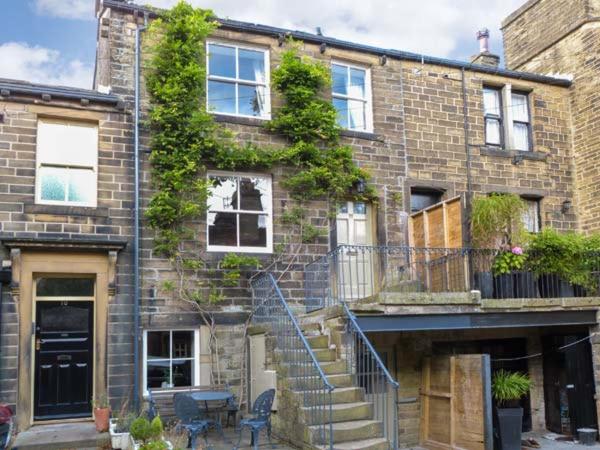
143;329;200;393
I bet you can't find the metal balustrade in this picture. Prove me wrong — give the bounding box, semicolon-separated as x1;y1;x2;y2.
251;273;334;448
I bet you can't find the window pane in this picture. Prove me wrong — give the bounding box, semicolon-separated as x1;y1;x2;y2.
410;191;442;213
239;213;267;247
147;331;170;359
338;203;349;214
332;64;348;95
36;278;94;297
208;44;236;78
238;84;265;117
147;362;171;389
354;202;366;215
39;304;90;333
522;199;540;232
349;68;365;98
40;166;66;201
483;88;500;115
172;360;192;387
207;80;236;114
240;177;269;211
348;99;366;130
238;49;265;82
208;212;237;246
172;331;193;358
486;118;501;145
511;93;529;122
333;97;349;129
513;122;530;151
68;168;94;203
208;176;237;210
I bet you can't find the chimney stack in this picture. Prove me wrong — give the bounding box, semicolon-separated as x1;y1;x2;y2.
470;28;500;67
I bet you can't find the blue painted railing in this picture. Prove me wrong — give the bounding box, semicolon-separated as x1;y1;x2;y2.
251;273;334;448
342;301;399;449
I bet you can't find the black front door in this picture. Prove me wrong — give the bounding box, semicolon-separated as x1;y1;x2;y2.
34;301;93;419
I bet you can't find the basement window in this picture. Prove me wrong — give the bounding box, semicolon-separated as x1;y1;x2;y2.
410;188;443;213
207;172;273;253
206;42;270;119
331;62;373;132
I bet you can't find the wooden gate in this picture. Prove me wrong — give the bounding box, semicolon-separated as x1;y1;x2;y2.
420;355;492;450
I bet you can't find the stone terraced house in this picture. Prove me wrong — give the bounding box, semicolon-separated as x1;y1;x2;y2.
1;0;600;448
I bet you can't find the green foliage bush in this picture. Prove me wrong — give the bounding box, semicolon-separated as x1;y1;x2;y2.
492;370;532;407
492;250;526;275
471;193;527;248
130;416;164;444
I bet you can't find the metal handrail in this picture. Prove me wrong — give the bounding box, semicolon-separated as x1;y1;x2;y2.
251;273;334;448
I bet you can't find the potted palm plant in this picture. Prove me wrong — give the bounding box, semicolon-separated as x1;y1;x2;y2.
492;370;532;450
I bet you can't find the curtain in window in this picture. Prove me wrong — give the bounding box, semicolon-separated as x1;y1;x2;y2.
522;199;540;232
513;123;530;151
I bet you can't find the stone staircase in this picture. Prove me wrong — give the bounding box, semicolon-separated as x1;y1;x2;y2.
271;318;392;450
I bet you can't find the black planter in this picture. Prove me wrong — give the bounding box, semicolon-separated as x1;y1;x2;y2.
493;274;514;299
474;271;494;299
513;271;538;298
538;274;574;298
496;407;523;450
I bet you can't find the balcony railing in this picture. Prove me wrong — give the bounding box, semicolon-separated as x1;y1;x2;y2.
304;245;600;311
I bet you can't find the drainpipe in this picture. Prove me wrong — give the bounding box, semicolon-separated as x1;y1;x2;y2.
461;67;473;247
133;12;148;413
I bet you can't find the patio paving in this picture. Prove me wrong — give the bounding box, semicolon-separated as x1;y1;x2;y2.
166;426;297;450
11;421;109;450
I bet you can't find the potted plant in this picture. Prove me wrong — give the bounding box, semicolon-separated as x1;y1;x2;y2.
129;416;172;450
492;370;532;450
93;394;111;433
471;194;528;298
492;247;526;298
110;410;137;450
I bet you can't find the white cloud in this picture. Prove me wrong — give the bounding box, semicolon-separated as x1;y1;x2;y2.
33;0;94;20
0;42;93;89
146;0;527;59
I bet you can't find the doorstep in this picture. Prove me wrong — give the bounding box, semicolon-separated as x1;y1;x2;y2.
12;422;109;450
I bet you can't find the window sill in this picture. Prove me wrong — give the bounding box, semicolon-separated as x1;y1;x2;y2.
213;114;268;127
479;146;548;162
25;203;109;218
340;129;383;142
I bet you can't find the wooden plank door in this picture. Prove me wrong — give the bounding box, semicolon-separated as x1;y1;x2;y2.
420;354;492;450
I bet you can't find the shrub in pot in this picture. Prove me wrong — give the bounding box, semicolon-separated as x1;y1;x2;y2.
110;410;137;449
130;416;171;450
492;370;532;450
93;394;111;432
471;194;528;298
491;247;534;298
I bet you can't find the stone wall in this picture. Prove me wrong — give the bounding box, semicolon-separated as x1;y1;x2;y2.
503;0;600;232
0;97;134;410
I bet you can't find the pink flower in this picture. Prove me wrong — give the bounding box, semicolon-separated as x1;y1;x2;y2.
511;246;523;255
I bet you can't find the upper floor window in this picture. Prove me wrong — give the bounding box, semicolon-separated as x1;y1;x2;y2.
207;42;270;119
36;118;98;207
482;85;532;151
207;172;272;253
331;63;373;132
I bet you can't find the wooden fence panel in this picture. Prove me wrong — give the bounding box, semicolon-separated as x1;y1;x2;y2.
409;196;464;249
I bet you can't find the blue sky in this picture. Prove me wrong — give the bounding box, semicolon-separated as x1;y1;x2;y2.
0;0;527;89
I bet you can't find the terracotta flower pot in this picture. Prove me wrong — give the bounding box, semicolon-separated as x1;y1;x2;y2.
94;407;110;432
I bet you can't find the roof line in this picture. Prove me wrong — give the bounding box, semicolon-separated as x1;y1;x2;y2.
0;79;121;105
102;0;572;87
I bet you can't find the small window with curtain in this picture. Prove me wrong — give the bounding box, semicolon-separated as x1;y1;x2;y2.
35;118;98;207
331;62;373;132
522;197;541;233
483;87;503;147
206;42;270;119
511;92;531;151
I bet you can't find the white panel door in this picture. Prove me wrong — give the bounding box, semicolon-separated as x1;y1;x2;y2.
336;201;374;300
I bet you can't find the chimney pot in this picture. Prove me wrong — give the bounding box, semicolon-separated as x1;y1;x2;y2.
471;28;499;68
477;28;490;53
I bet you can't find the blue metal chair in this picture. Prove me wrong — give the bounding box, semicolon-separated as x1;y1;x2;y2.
174;392;212;449
235;388;276;450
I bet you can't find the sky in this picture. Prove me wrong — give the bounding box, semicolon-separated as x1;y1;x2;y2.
0;0;528;90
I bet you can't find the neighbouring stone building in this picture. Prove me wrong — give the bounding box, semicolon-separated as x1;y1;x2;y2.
1;0;600;448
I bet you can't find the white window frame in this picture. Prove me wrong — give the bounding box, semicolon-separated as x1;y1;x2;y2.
206;41;271;120
331;61;373;133
206;171;273;254
35;119;98;207
142;329;200;396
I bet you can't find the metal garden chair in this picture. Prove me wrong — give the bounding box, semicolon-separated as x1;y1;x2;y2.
173;392;213;449
234;388;276;450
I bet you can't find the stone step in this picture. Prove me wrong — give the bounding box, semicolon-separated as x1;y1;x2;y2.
287;373;354;389
314;437;391;450
280;360;347;377
307;419;384;445
12;423;109;450
307;334;329;349
292;386;365;405
300;401;374;425
275;347;336;363
300;322;322;335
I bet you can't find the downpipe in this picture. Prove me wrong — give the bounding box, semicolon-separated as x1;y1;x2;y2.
133;12;148;412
